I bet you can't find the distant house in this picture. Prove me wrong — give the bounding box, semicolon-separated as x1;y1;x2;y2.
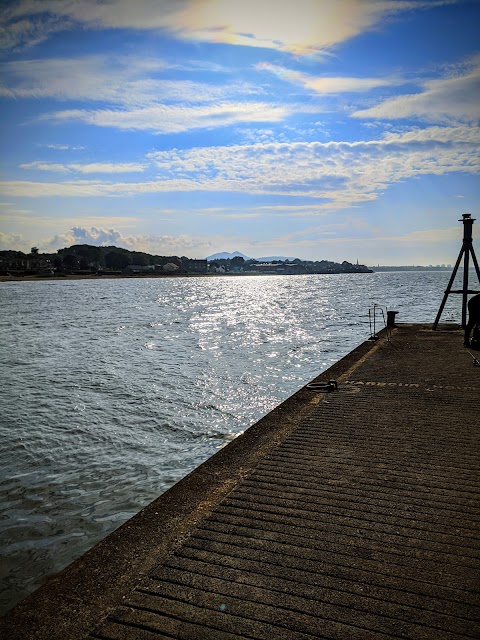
124;264;155;274
255;263;286;274
163;262;180;273
185;259;208;273
209;264;226;274
0;254;53;275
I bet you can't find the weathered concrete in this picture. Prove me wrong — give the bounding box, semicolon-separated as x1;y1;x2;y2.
2;324;479;639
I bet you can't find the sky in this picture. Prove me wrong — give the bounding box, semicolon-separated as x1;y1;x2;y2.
0;0;479;264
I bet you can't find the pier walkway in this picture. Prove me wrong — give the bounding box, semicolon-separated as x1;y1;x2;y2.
2;324;479;639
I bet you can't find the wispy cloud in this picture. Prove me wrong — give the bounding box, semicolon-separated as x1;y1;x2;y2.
1;0;455;54
0;55;165;105
247;221;460;263
257;63;402;95
144;125;480;204
281;223;460;247
0;12;72;51
20;161;147;174
40;143;86;151
0;52;283;134
353;58;480;123
0;54;260;107
43;102;289;134
2;125;478;210
0;201;32;217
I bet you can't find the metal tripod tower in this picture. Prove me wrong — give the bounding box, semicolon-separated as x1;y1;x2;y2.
433;214;480;330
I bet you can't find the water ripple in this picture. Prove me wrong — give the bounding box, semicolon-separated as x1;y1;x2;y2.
0;271;463;612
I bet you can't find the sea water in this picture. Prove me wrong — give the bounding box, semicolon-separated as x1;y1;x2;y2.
0;271;464;612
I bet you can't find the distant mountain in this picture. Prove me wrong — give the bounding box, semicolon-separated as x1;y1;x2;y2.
206;251;299;262
257;256;299;262
206;251;251;261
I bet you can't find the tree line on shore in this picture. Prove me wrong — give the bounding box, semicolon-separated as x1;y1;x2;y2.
0;244;189;275
0;244;372;276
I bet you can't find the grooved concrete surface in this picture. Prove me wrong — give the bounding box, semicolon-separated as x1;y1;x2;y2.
2;325;479;639
90;325;480;640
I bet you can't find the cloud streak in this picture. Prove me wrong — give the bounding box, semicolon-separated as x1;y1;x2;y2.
257;63;402;95
0;55;166;104
43;102;289;134
0;55;258;107
353;58;480;123
2;126;478;211
20;161;147;174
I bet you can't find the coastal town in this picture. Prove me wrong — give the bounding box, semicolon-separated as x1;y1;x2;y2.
0;244;373;279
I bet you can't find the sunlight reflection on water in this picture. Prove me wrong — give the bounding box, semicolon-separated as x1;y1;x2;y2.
0;271;464;612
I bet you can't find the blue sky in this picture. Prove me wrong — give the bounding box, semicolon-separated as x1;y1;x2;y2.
0;0;479;264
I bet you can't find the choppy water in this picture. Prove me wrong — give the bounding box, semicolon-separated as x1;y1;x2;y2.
0;271;463;613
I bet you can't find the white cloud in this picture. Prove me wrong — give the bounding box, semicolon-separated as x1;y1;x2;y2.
257;63;401;94
169;0;455;55
381;125;480;144
71;163;147;174
45;226;126;249
20;161;147;174
0;231;24;249
40;144;85;150
144;125;480;204
43;102;289;134
2;125;478;210
42;225;214;256
1;0;455;54
353;60;480;123
238;128;279;144
0;55;166;105
0;54;257;106
0;13;72;50
20;162;70;173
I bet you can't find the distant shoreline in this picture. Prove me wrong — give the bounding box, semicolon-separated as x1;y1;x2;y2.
0;267;451;284
0;273;213;283
1;267;457;283
0;271;373;283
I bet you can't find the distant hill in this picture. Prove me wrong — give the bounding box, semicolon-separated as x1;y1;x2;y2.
206;251;299;262
257;256;299;262
206;251;251;261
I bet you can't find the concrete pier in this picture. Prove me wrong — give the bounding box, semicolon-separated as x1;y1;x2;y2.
2;324;479;639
